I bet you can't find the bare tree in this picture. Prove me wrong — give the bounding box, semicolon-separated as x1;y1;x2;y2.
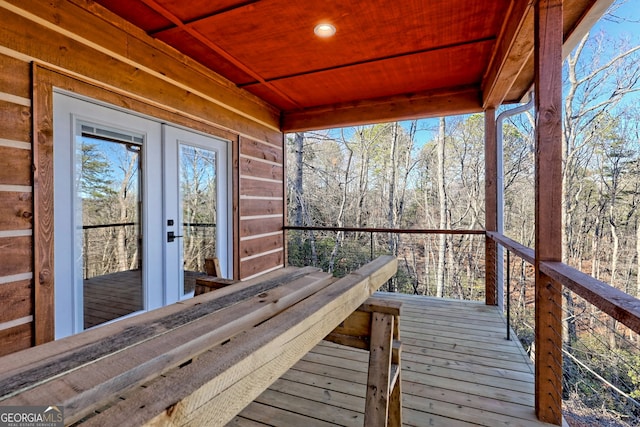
436;117;447;297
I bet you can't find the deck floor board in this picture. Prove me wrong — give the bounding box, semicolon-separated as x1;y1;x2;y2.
234;292;559;426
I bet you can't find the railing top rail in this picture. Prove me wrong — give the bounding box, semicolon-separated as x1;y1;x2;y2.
541;261;640;335
487;231;640;335
284;225;485;235
486;231;535;264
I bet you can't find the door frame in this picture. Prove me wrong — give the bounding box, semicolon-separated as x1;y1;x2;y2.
33;66;240;344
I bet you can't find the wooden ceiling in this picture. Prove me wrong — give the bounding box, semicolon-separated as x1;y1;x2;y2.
93;0;611;131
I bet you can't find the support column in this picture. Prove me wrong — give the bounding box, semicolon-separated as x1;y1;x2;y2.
534;0;564;424
484;108;497;306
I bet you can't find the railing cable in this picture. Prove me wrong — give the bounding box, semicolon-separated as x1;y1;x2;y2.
506;249;511;341
562;348;640;410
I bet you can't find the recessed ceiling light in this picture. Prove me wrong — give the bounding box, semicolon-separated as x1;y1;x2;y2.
314;23;336;38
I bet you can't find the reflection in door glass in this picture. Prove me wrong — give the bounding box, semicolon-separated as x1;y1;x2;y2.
180;144;217;295
78;129;143;329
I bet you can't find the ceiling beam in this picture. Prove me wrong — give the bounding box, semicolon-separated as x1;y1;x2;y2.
149;1;260;35
282;85;482;132
139;0;301;108
481;0;534;109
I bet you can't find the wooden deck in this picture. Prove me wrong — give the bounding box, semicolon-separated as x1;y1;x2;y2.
231;292;559;427
84;270;143;328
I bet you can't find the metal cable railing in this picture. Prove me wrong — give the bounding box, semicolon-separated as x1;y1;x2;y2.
82;222;216;279
492;232;640;426
285;225;486;299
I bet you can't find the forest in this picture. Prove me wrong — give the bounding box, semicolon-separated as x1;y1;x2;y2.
285;13;640;426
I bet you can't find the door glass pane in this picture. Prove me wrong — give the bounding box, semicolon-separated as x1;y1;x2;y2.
180;144;217;295
79;130;143;329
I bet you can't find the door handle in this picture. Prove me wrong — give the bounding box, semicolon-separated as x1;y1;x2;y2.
167;231;183;243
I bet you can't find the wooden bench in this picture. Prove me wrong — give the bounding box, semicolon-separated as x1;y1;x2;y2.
0;256;398;426
195;257;238;295
195;276;238;295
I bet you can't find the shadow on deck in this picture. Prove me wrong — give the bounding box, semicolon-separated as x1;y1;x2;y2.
232;292;557;427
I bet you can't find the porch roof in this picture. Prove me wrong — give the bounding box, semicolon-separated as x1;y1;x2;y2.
93;0;612;131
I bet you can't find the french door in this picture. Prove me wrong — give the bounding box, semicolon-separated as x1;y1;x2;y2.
53;92;230;338
163;125;230;302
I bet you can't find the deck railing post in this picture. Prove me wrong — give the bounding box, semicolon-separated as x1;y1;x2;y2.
370;231;374;262
484;108;498;305
534;0;564;423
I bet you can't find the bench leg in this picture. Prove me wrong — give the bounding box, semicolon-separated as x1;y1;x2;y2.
389;341;402;427
364;312;394;427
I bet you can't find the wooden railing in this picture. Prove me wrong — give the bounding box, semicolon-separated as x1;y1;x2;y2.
284;225;486;297
487;231;640;334
486;231;640;423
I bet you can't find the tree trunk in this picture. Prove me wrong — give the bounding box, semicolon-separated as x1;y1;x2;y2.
387;123;399;292
608;206;620;350
293;133;304;228
388;123;398;253
356;129;370;230
117;156;137;271
436;117;447;298
637;214;640;297
328;146;352;274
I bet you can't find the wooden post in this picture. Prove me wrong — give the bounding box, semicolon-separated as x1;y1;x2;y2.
325;297;403;426
534;0;564;424
484;107;498;305
364;312;394;427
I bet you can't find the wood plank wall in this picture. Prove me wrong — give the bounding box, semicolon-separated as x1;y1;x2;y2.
0;52;34;356
0;0;285;354
239;137;286;280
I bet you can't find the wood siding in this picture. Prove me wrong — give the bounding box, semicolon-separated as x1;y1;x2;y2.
0;0;285;353
0;51;34;355
239;136;285;280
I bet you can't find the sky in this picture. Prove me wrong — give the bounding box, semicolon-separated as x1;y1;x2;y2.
592;0;640;39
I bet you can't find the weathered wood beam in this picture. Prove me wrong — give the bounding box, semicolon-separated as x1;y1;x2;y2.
484;108;498;305
1;269;334;425
281;86;482;132
482;0;534;108
534;0;564;424
0;267;311;382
